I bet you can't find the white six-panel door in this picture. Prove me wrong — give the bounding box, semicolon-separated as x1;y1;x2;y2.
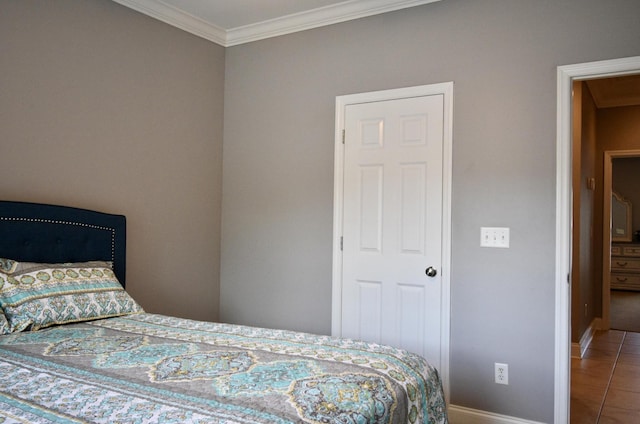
333;85;451;380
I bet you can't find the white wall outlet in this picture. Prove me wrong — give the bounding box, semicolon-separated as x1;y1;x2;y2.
495;362;509;385
481;227;510;248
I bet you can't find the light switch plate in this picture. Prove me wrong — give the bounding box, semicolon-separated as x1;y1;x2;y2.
481;227;510;248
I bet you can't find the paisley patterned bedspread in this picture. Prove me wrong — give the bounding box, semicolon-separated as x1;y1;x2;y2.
0;313;447;423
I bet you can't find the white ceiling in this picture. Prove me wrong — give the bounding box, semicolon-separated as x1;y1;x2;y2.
111;0;441;46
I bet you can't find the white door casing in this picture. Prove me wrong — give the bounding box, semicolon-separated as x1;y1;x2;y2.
332;83;452;399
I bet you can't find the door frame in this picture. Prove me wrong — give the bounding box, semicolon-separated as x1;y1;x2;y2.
331;82;453;399
556;56;640;423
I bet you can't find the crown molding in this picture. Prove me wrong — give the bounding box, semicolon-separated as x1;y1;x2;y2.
112;0;441;47
226;0;442;46
111;0;227;45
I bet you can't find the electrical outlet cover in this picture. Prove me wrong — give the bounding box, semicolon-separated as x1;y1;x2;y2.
495;362;509;385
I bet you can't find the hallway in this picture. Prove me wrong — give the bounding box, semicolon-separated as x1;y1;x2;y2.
571;330;640;423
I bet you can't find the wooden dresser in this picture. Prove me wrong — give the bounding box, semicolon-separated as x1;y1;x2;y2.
611;243;640;291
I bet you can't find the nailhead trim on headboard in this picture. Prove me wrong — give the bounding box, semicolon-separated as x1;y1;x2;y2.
0;217;117;263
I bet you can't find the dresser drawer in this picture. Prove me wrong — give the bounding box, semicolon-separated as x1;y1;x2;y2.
622;246;640;257
611;272;640;291
611;257;640;271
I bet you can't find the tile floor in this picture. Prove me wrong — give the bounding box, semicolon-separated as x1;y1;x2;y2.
571;330;640;423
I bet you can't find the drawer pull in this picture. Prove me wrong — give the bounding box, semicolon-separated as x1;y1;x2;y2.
616;262;628;267
616;277;628;282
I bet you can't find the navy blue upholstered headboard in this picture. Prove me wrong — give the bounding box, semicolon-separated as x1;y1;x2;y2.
0;201;126;287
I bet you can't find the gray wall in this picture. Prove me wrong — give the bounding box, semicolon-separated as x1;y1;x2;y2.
221;0;640;421
0;0;225;321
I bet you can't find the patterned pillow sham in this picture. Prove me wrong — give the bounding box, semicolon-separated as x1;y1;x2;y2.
0;259;15;335
0;311;9;335
0;258;143;332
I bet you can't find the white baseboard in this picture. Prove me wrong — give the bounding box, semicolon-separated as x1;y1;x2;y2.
448;405;546;424
571;318;601;358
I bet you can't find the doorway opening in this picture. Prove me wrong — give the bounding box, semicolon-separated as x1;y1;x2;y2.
556;56;640;423
605;153;640;333
571;79;640;355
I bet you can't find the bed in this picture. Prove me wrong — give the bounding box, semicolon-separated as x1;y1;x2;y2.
0;200;447;424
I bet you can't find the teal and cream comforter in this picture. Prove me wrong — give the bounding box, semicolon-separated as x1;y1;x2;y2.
0;313;447;423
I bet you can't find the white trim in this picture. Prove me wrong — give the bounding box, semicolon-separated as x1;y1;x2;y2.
556;55;640;424
332;81;453;401
448;405;546;424
111;0;441;47
226;0;441;46
571;318;600;358
602;152;613;329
